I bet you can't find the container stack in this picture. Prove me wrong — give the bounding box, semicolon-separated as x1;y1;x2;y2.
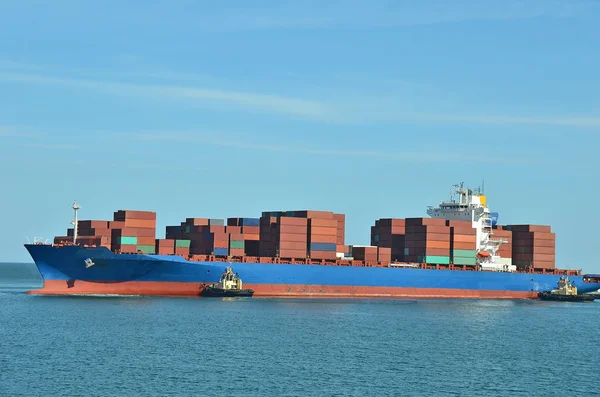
446;220;477;266
228;218;260;256
404;218;450;264
506;225;556;269
371;218;406;261
351;246;378;261
165;218;228;256
491;226;513;266
308;218;337;260
377;247;392;262
111;210;157;254
259;216;308;258
155;239;175;255
333;213;345;245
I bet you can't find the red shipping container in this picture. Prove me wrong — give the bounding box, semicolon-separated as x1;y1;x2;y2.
309;234;337;244
115;244;137;253
108;221;126;229
336;244;348;253
452;241;477;250
280;241;307;250
120;219;157;229
229;248;244;256
78;220;110;229
309;226;337;236
156;239;175;248
137;236;155;246
279;217;309;226
241;226;260;234
113;228;156;238
308;218;338;228
278;225;308;235
229;233;244;241
309;251;336;260
175;247;190;256
114;210;156;221
156;246;175;255
244;234;260;241
278;249;307;258
225;226;242;234
293;210;334;219
186;218;209;226
277;233;308;243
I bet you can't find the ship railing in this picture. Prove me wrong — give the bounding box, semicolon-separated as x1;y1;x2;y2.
389;263;421;268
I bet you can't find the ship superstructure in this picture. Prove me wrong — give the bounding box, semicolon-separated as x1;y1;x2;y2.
427;183;515;272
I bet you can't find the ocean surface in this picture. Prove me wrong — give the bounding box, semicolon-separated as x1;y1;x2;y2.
1;262;599;397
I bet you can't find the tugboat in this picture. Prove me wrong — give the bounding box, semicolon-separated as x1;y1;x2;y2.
199;266;255;297
538;276;596;302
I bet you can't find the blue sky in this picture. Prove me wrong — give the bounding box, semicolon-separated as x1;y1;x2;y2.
1;0;599;271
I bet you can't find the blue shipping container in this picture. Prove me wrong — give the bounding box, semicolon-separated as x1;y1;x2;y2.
214;248;229;256
310;243;336;252
240;218;260;227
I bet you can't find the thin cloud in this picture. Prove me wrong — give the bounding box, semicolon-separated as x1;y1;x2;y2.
182;0;597;32
1;70;599;128
131;132;540;164
10;142;79;150
0;72;331;119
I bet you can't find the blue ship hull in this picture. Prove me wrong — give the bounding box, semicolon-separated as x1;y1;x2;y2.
24;244;600;299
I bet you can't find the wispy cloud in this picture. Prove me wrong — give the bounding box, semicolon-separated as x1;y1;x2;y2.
1;70;600;128
132;132;541;164
0;71;330;119
172;0;598;32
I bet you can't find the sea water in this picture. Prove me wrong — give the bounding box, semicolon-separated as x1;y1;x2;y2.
1;262;599;397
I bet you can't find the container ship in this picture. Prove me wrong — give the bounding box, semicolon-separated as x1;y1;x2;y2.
24;184;600;299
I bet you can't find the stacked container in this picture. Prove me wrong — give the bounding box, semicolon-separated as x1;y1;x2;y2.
111;210;157;254
308;218;337;260
377;247;392;262
155;239;175;255
351;246;378;261
446;220;477;266
404;218;450;264
228;217;261;256
259;216;308;258
371;218;406;261
506;225;556;269
491;226;513;266
333;213;346;245
229;233;245;257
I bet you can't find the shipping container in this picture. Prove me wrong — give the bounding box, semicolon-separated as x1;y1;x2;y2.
175;239;191;248
112;227;156;238
175;247;190;256
245;240;260;256
309;242;336;252
114;210;156;221
278;249;308;258
136;245;155;254
308;218;338;228
310;251;337;260
156;239;175;248
405;218;447;227
229;248;244;256
136;236;156;246
229;241;245;249
214;248;229;256
114;236;138;245
225;226;242;234
505;225;552;233
241;226;260;234
453;257;477;265
78;220;110;229
308;234;337;244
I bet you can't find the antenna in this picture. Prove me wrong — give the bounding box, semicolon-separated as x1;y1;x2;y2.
482;180;485;195
70;200;81;244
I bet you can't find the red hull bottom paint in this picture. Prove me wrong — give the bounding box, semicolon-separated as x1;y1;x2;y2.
27;280;540;299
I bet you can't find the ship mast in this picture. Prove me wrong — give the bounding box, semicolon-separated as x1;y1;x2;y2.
70;201;81;244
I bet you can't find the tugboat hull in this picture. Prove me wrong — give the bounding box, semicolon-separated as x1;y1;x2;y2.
538;292;596;302
200;286;255;298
